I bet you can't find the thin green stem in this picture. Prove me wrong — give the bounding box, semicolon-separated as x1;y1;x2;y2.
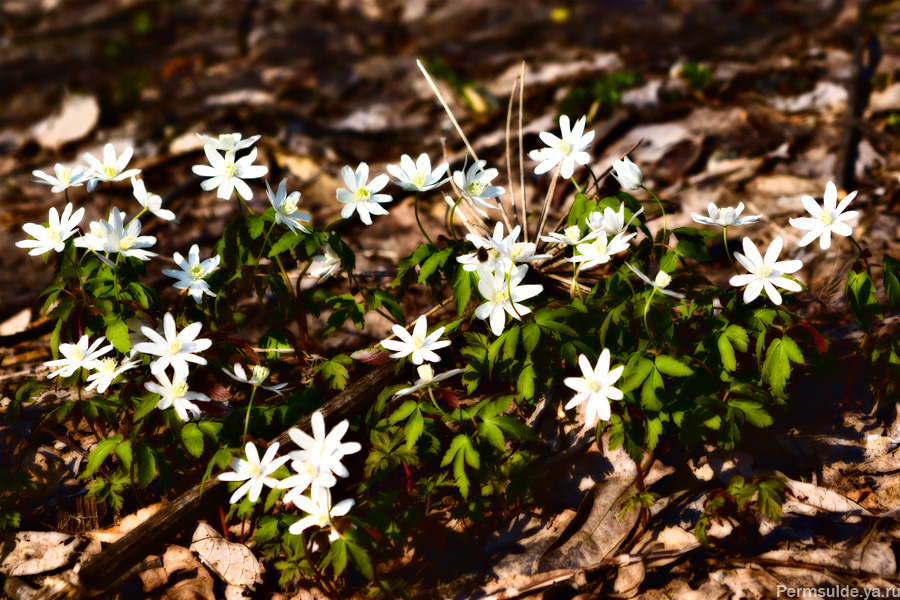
847;235;873;277
236;192;256;217
413;192;435;246
107;182;113;220
256;222;277;265
569;176;583;194
448;196;464;240
506;267;522;320
723;226;739;275
113;254;121;300
243;385;258;445
641;185;667;243
570;263;582;299
126;208;148;229
324;217;343;232
583;163;602;195
642;287;658;338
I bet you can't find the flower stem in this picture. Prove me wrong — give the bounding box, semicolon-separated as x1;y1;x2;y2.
723;226;739;274
642;287;658;338
448;196;464;240
256;222;277;265
570;263;582;300
107;182;113;220
324;217;343;231
847;235;873;277
413;192;435;246
126;208;148;229
506;267;522;319
569;176;583;194
641;185;667;243
242;385;258;445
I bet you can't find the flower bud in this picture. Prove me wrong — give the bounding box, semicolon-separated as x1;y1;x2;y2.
654;271;673;289
611;156;643;191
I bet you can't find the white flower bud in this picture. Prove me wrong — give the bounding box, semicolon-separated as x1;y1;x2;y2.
611;156;643;191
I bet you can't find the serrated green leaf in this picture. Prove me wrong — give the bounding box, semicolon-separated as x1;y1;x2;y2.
346;540;374;580
761;338;791;395
181;423;204;458
441;434;468;467
135;444;157;488
781;335;805;365
674;232;712;262
197;420;223;443
315;355;351;390
655;355;694;377
418;247;452;284
114;440;132;470
490;416;539;441
404;408;424;448
453;266;472;315
641;367;664;411
105;318;131;355
134;393;159;421
453;451;470;498
503;324;520;360
246;214;266;239
267;231;304;257
330;538;348;576
82;435;123;479
728;400;773;428
724;324;749;352
522;322;541;354
644;417;663;450
756;478;785;523
478;422;506;451
619;356;654;393
389;400;418;424
517;360;536;400
845;269;882;330
659;251;678;273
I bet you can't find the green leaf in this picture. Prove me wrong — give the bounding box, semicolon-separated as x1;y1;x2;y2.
453;451;470;498
717;335;736;372
388;400;418;424
490;416;539;441
346;540;374;580
478;422;506;451
655;355;694;377
644;417;663;450
724;324;749;352
82;435;123;479
441;434;468;467
246;214;266;239
781;336;804;365
267;231;303;257
640;367;664;411
620;356;653;393
104;318;131;355
181;423;204;458
756;477;785;523
330;538;348;576
728;400;772;428
418;247;453;285
453;267;472;315
517;359;536;400
522;322;541;354
404;408;425;448
135;444;157;488
659;251;678;273
761;338;791;395
503;324;520;360
114;440;133;470
674;231;712;262
884;255;900;313
198;420;223;443
315;354;352;390
134;393;159;421
463;442;480;469
845;269;882;330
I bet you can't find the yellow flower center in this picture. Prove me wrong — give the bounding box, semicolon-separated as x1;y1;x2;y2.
59;167;72;185
488;248;500;261
355;188;370;201
493;290;509;304
282;199;298;215
588;378;602;392
102;164;118;179
564;225;581;241
70;347;84;361
251;365;270;384
169;339;183;353
554;139;571;153
47;228;61;243
758;265;773;278
511;243;525;259
224;164;237;177
90;224;105;237
172;382;189;396
820;212;833;225
246;462;262;478
120;235;136;249
189;264;206;280
654;271;672;289
313;513;330;527
467;180;485;196
299;460;318;478
98;357;118;374
416;364;435;381
410;335;424;349
411;171;427;187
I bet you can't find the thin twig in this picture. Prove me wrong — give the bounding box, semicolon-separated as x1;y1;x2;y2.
518;61;527;243
505;75;519;233
534;163;562;244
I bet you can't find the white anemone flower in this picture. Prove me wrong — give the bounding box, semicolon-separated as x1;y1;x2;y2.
729;236;803;306
83;144;141;192
161;244;220;303
789;181;859;250
387;153;449;192
288;486;355;538
564;350;625;427
73;220;108;253
266;178;311;235
486;224;552;269
567;232;635;270
98;207;157;261
221;363;290;395
277;456;336;506
540;224;598;247
218;442;290;504
191;146;268;200
452;160;505;218
16;203;85;256
33;164;87;193
691;202;760;228
625;263;685;299
196;132;260;152
380;315;451;365
133;312;212;380
144;371;209;422
44;334;114;379
457;221;511;273
336;162;392;225
85;357;140;393
286;411;362;482
394;364;467;397
611;156;643;191
528;114;595;179
585;202;644;237
308;243;341;283
475;264;543;336
131;177;177;222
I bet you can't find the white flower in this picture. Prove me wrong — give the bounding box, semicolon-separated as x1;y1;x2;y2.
191;146;268;200
196;132;260;152
98;207;157;261
286;411;361;483
126;316;157;357
567;232;634;270
729;236;803;306
387;153;449;192
394;364;467;397
528;114;594;179
288;486;354;538
161;244;220;303
585;202;645;237
44;335;114;379
33;164;87;193
540;224;597;247
83;144;141;192
625;263;685;299
380;315;451;365
145;371;209;422
458;222;550;274
335;163;392;225
85;357;139;393
475;264;543;336
691;202;760;228
452;160;505;218
132;177;177;222
16;203;85;256
277;457;335;506
218;442;290;504
134;312;212;380
611;156;642;191
221;363;290;395
73;220;108;253
308;243;341;282
564;350;624;427
789;181;858;250
266;178;311;235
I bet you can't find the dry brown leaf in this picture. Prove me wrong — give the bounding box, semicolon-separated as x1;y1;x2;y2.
190;523;262;589
139;545;215;600
0;531;82;576
84;503;164;543
31;93;99;150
